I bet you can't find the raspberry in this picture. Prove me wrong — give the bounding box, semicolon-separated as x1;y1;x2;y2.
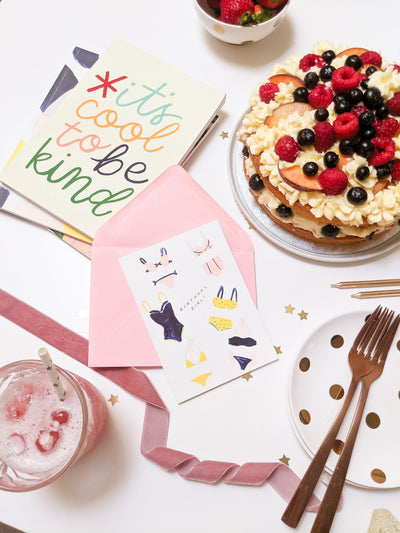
373;117;400;137
391;160;400;180
360;51;383;68
333;112;359;139
392;65;400;73
220;0;255;25
313;121;336;153
369;136;396;166
275;135;300;163
352;105;368;118
318;168;348;195
331;66;361;93
299;54;326;72
308;84;333;108
259;82;279;103
387;92;400;117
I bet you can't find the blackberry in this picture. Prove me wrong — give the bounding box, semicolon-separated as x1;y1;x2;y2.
276;204;293;218
248;173;264;191
360;126;377;140
322;49;336;64
375;104;390;120
366;66;378;77
321;224;340;238
242;145;249;158
293;87;309;103
335;99;352;114
363;87;383;109
297;128;315;146
345;54;363;71
366;231;376;240
356;166;370;180
304;72;319;89
320;65;335;82
361;79;369;89
324;151;339;168
303;161;318;176
358;110;375;128
355;139;375;159
315;108;329;122
375;164;391;179
347;186;368;205
349;88;363;105
339;138;355;156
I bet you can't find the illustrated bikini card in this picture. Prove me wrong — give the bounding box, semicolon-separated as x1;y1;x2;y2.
0;40;225;239
119;220;277;403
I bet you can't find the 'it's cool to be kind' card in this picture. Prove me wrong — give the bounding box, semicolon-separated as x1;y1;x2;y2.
0;40;225;239
119;220;277;403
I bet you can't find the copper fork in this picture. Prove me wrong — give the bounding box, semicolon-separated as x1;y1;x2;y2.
281;305;390;528
310;308;400;533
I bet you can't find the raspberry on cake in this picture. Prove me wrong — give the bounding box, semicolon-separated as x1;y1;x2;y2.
238;42;400;244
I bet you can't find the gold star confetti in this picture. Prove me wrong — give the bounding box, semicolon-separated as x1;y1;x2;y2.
284;304;295;314
108;394;119;406
274;345;282;355
220;131;229;139
298;310;308;320
247;220;255;230
242;372;253;382
279;454;290;466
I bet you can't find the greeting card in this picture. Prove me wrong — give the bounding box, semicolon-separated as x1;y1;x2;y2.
119;220;277;403
0;40;225;238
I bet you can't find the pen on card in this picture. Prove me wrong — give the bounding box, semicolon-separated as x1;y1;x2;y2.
351;289;400;299
331;278;400;289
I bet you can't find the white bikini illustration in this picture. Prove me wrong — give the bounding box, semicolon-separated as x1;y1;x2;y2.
140;247;177;288
184;338;207;368
187;231;224;276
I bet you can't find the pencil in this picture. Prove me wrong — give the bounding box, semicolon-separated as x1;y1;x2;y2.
351;289;400;299
332;278;400;289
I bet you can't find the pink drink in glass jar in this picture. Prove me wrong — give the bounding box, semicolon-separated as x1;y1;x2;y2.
0;360;107;491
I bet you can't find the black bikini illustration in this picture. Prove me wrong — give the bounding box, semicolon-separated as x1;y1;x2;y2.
140;248;177;288
229;317;257;370
187;231;224;276
142;292;184;342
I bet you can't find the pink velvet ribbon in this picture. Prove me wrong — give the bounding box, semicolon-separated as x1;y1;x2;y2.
0;288;320;511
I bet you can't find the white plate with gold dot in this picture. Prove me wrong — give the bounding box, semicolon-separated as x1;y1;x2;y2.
288;310;400;489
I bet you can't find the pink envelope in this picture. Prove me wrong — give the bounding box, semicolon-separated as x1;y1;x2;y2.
89;165;256;367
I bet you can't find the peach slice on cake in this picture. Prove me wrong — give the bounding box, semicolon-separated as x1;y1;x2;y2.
265;102;312;127
336;47;369;58
268;74;305;88
372;180;389;195
278;164;323;192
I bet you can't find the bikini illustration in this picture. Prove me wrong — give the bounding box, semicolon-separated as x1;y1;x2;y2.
209;286;237;331
142;292;184;342
184;338;207;368
140;248;177;288
139;247;172;272
228;317;257;347
191;372;212;386
187;231;224;276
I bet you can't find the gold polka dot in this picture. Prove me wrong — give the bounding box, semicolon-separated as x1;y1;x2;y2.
397;340;400;351
213;24;225;34
331;335;344;348
299;357;310;372
332;439;344;455
329;384;344;400
366;412;380;429
371;468;386;484
299;409;311;425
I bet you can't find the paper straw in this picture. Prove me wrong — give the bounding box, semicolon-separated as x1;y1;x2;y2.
351;289;400;299
331;278;400;289
38;347;66;401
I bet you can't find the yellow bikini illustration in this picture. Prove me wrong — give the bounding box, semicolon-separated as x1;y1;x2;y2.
209;286;237;331
184;338;207;368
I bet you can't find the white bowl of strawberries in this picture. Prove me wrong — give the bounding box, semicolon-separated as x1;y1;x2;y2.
193;0;289;45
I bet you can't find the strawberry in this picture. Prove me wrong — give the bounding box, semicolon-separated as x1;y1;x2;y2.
220;0;255;25
258;0;287;9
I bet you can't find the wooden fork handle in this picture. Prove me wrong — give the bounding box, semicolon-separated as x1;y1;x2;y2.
310;382;370;533
281;377;359;528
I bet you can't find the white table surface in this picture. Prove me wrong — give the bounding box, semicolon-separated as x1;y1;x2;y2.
0;0;400;531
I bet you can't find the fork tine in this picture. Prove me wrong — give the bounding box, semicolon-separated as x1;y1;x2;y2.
352;305;382;351
363;308;391;357
375;313;400;365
